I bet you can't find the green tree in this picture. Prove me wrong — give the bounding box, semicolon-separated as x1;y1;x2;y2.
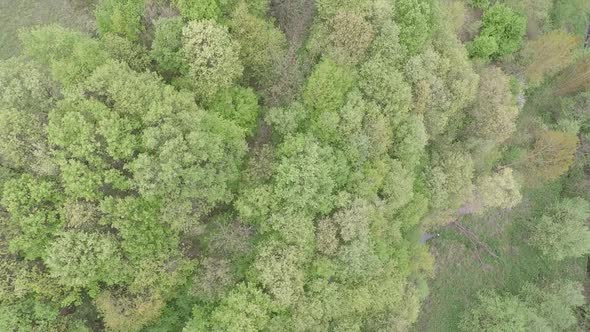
391;114;428;169
475;168;522;212
381;159;415;211
469;4;526;59
252;240;307;307
427;146;474;210
524;130;578;183
0;59;55;174
326;10;374;65
468;35;499;59
96;289;164;332
206;86;261;135
459;291;546;332
469;0;490;9
468;67;519;143
81;61;246;223
101;33;150;72
529;197;590;261
229;2;287;87
0;300;70;332
394;0;432;54
173;0;220;20
45;231;125;290
236;135;346;224
521;30;578;86
190;257;236;302
150;17;187;78
335;90;392;163
403;44;478;137
359;56;412;121
315;0;373;20
520;281;585;331
303;58;354;115
205;283;271;332
20;25;109;86
95;0;145;41
182;20;243;98
551;0;590;35
1;175;61;259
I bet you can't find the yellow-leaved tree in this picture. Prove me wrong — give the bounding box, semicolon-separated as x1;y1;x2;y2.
521;30;578;86
524;130;578;184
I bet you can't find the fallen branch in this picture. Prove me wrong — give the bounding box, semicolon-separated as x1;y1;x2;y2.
450;221;499;259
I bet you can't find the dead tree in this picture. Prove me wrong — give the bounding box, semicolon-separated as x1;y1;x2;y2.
585;23;590;48
450;222;499;259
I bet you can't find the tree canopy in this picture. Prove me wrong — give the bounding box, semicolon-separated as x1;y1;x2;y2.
1;0;589;330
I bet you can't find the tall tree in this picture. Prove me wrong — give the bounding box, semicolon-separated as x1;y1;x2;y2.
521;30;578;86
554;54;590;96
468;67;519;143
460;291;548;332
0;59;55;174
229;2;287;88
182;20;243;99
529;197;590;261
95;0;145;41
326;10;374;65
524;130;578;184
475;168;522;212
468;4;526;59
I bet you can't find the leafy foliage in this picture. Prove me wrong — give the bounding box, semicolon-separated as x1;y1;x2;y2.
521;30;578;86
1;0;589;330
45;231;124;290
151;17;187;78
524;130;578;184
529;197;590;261
304;58;354;115
475;168;522;211
326;10;374;65
182;20;243;98
229;2;287;87
395;0;432;54
95;0;145;41
0;59;55;174
459;291;544;332
469;4;526;59
468;67;519;143
20;25;109;86
173;0;220;21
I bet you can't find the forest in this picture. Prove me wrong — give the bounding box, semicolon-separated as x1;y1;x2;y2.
1;0;590;331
